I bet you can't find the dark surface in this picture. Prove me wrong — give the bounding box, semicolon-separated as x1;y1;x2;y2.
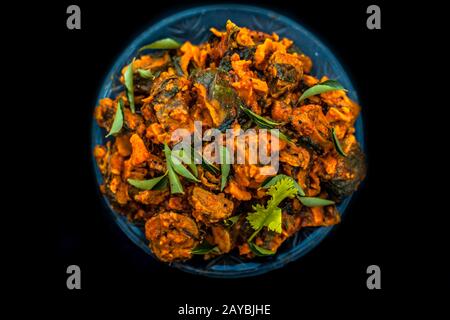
15;0;447;315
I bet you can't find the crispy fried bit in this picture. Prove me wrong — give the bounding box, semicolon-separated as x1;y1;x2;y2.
291;104;332;152
280;143;311;169
94;98;115;130
271;100;292;122
301;205;340;227
190;187;234;223
225;179;252;201
145;212;199;262
321;144;366;200
134;189;169;205
147;153;166;173
266;51;303;97
230;54;268;113
115;135;132;157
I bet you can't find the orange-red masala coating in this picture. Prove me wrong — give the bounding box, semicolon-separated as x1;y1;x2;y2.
93;20;366;262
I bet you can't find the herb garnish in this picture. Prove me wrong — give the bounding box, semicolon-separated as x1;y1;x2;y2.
260;174;335;207
246;176;336;256
331;127;347;157
105;98;124;137
163;144;202;194
127;171;168;190
246;178;298;256
247;178;298;239
185;145;220;175
224;214;240;227
124;59;135;113
138;38;181;52
298;79;347;104
219;146;231;191
172;148;198;178
298;197;335;207
261;174;305;196
248;242;275;256
191;242;220;255
137;69;155;79
239;105;291;142
239;105;283;128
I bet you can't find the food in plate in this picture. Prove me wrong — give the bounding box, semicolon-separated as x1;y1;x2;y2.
93;20;366;262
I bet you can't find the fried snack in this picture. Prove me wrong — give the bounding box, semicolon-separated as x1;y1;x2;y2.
94;20;366;262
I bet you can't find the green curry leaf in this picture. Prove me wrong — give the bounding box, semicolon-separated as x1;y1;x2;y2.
247;178;298;234
219;146;231;191
298;79;347;103
163;144;184;194
127;172;168;190
331;127;347;157
248;242;275;256
137;68;155;79
239;105;291;142
191;242;220;255
299;197;335;207
224;214;241;227
239;105;283;128
124;59;135;113
138;38;181;52
170;154;200;182
105;98;124;137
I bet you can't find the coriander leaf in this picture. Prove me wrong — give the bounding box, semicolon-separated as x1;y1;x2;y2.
298;79;347;103
261;174;305;196
137;68;155;79
265;178;300;208
191;242;220;255
299;197;335;207
219;146;231;191
138;38;181;52
127;171;168;190
105;98;124;137
248;242;275;256
124;59;135;113
247;178;298;234
331;127;347;157
164;144;184;194
247;206;282;234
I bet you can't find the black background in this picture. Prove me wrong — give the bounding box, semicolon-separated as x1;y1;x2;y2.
14;0;447;315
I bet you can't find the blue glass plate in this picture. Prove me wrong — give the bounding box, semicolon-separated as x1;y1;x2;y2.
91;4;365;278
